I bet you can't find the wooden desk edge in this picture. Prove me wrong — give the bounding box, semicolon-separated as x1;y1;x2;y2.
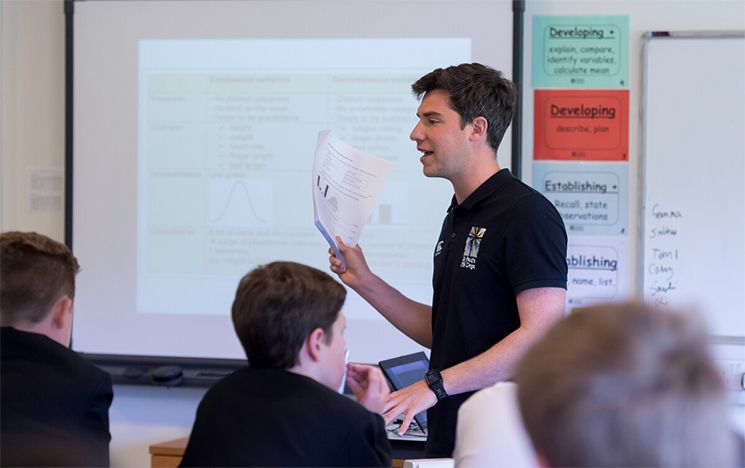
149;436;408;468
149;436;189;456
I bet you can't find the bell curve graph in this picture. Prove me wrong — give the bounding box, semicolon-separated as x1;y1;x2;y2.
208;179;272;228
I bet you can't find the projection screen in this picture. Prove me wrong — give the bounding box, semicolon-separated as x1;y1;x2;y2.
71;0;516;365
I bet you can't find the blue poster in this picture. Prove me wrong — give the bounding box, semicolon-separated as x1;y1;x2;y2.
533;161;628;235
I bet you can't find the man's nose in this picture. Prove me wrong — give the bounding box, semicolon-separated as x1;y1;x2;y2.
410;122;423;142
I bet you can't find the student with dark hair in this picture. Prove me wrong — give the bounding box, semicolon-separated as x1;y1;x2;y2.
181;261;391;467
516;301;740;467
329;63;568;456
0;231;113;466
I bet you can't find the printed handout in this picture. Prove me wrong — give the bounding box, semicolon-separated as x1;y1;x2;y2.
312;130;393;262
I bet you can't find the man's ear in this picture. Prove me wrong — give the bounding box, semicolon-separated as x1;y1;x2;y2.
50;295;73;331
469;116;488;142
305;327;326;363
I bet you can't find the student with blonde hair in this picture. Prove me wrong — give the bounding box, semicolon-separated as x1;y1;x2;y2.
516;302;739;467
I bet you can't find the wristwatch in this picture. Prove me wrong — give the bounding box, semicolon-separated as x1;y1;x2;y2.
425;369;448;401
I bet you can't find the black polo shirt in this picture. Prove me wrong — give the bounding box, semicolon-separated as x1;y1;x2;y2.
426;168;567;456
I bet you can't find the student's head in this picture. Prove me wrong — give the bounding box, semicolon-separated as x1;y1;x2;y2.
232;261;347;389
0;231;80;346
516;301;737;467
411;63;517;153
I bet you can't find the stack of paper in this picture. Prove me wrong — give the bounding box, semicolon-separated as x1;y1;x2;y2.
312;130;393;262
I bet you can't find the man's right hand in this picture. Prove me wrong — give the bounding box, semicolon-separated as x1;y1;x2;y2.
328;237;371;290
345;363;389;415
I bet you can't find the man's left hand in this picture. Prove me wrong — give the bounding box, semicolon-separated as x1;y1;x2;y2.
383;380;437;435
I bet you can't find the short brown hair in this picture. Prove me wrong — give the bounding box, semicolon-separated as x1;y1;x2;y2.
516;302;736;467
412;63;517;153
1;231;80;325
231;261;346;369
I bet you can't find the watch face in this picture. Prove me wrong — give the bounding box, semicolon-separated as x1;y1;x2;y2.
425;369;447;401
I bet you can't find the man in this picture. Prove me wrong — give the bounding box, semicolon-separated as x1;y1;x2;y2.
181;261;392;467
516;302;740;467
0;231;113;466
329;63;568;456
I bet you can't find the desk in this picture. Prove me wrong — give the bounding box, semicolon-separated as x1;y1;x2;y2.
149;437;187;468
149;436;425;468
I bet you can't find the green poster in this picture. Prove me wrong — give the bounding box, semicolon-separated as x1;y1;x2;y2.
533;16;628;88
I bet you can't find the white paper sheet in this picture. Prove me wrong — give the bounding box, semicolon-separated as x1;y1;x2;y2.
312;130;393;261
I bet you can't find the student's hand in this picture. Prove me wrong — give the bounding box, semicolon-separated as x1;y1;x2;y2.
328;237;372;290
346;363;389;415
383;380;437;435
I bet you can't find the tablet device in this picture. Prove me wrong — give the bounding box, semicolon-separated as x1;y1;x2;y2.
378;351;429;432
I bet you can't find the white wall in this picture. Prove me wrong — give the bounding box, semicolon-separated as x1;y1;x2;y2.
1;0;65;239
109;385;204;467
2;1;743;466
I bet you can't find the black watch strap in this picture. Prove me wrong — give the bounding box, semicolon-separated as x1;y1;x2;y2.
425;369;448;401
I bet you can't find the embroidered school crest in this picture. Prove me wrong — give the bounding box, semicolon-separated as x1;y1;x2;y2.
460;227;486;270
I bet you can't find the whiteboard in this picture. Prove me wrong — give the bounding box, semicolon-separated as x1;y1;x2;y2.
641;32;745;341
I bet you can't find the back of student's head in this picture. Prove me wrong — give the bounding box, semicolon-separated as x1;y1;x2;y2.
0;231;80;326
516;301;736;467
231;261;346;368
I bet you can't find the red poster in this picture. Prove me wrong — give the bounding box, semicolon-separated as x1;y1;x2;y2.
534;89;628;161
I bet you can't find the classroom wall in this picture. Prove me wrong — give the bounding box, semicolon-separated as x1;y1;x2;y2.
1;2;204;466
2;1;743;466
523;0;745;299
1;0;66;238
